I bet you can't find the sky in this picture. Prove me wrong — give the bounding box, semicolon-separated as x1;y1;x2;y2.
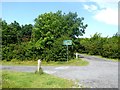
1;0;119;38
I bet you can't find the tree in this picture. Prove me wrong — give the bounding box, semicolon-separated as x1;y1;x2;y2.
2;20;9;45
2;21;21;45
79;33;119;59
32;11;87;61
21;24;33;42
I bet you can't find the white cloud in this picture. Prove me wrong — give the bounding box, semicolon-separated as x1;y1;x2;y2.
84;4;98;12
83;0;118;26
94;8;118;25
93;1;118;26
84;5;89;10
90;0;118;2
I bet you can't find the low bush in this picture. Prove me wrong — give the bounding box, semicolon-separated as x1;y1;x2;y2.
79;33;119;59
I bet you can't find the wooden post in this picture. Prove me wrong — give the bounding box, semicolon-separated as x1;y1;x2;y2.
38;59;41;72
76;53;78;59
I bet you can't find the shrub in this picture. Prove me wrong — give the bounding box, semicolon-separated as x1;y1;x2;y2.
79;33;119;59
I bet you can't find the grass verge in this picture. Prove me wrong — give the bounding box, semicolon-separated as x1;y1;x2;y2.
79;53;118;62
2;70;77;88
1;58;89;66
0;70;2;89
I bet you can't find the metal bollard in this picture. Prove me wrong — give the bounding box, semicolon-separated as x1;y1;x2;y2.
38;59;41;72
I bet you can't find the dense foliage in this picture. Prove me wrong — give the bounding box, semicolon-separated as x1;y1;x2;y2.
2;11;119;61
79;33;119;59
2;11;88;61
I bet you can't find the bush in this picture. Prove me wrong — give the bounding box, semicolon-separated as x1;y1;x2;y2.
40;35;74;62
79;33;119;59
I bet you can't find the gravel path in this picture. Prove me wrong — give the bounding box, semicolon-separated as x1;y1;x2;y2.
1;54;118;88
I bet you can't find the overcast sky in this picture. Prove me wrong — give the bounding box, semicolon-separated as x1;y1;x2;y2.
1;0;119;38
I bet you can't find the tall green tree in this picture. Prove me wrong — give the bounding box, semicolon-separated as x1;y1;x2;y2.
32;11;87;61
32;11;87;49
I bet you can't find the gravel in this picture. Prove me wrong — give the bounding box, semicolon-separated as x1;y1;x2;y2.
1;54;118;88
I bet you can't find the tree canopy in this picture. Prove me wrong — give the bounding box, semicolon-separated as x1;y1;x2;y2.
31;11;88;61
32;11;87;49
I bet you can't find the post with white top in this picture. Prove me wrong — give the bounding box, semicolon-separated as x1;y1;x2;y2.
76;53;78;59
38;59;41;72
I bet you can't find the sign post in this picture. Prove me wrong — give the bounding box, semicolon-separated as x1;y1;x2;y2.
63;40;72;62
67;45;68;62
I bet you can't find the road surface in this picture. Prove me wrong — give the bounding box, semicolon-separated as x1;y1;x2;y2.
1;54;118;88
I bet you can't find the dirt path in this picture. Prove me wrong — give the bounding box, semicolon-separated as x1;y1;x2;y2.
1;54;118;88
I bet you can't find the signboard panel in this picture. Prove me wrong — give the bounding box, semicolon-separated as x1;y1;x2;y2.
63;40;72;45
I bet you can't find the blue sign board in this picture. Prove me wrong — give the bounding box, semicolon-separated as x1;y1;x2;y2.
63;40;72;45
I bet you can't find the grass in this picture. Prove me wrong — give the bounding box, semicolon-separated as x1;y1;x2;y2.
2;70;78;88
0;70;2;89
1;58;89;66
79;53;118;62
94;55;118;62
